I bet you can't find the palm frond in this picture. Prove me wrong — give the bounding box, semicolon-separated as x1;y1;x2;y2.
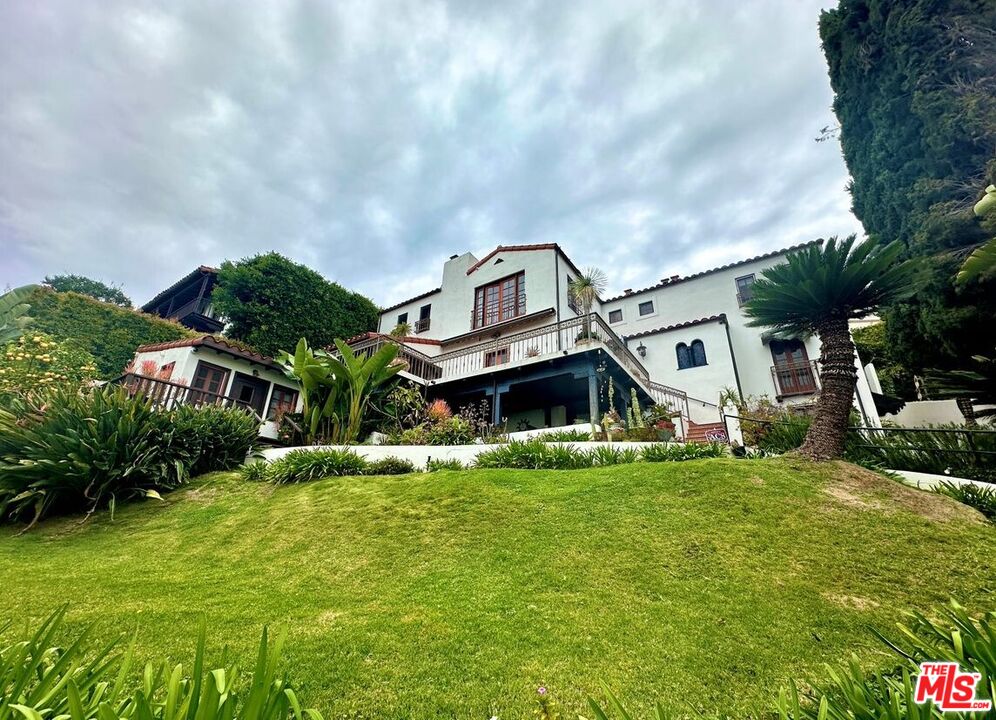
956;237;996;284
743;236;920;337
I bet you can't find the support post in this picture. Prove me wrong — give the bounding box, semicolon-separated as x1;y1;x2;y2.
492;390;503;426
588;371;599;426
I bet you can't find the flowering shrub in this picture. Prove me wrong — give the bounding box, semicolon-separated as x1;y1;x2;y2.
426;398;453;422
0;333;98;400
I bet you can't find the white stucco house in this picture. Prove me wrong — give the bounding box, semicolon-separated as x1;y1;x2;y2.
125;336;301;440
362;241;880;440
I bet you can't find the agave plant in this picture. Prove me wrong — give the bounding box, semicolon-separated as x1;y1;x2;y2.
0;285;38;344
744;236;920;460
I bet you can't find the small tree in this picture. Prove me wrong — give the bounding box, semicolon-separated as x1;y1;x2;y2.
568;267;607;339
44;275;132;307
744;236;919;460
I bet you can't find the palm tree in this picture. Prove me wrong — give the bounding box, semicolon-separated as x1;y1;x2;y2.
568;267;607;339
0;285;39;344
744;236;919;460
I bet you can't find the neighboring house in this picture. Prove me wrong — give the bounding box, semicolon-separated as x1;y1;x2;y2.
364;242;880;438
141;266;223;333
125;336;301;441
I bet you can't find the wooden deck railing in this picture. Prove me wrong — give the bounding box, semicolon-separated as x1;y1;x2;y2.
112;373;260;419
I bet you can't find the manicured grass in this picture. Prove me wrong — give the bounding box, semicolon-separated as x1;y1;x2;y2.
1;458;993;717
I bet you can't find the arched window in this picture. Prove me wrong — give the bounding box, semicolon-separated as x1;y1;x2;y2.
691;340;707;367
677;340;707;369
676;343;691;369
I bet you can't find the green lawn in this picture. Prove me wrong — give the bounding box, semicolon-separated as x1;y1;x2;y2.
1;458;992;718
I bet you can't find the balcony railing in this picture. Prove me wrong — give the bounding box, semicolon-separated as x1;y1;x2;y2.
471;291;527;329
434;313;648;383
348;335;443;381
771;361;820;398
414;317;431;333
113;373;260;418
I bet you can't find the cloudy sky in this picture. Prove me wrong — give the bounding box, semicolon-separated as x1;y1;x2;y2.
1;1;862;307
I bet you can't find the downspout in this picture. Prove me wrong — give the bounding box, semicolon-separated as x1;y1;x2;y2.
722;317;744;401
554;252;562;351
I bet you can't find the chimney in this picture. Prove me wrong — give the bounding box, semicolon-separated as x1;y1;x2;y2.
670;274;680;282
449;254;459;260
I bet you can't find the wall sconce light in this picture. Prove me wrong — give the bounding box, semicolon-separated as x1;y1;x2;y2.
637;342;647;358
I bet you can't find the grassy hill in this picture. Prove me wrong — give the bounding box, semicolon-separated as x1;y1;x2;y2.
0;458;992;717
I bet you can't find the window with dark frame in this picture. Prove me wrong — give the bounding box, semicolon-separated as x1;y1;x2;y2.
415;304;431;333
266;385;299;421
676;340;707;369
735;274;755;306
566;276;580;314
484;347;509;367
397;312;408;325
473;272;525;329
638;300;654;316
191;361;229;398
770;339;817;396
608;309;623;323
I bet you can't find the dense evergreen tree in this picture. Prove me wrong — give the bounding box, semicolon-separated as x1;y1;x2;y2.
819;0;996;398
212;253;379;357
44;274;132;307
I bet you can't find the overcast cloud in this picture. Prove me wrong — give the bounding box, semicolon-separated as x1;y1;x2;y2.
0;1;862;307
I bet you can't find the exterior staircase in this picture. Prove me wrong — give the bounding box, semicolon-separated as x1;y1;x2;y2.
684;420;728;444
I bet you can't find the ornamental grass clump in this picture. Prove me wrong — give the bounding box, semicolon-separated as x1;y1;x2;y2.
367;456;419;475
0;607;323;720
640;442;726;462
265;448;369;484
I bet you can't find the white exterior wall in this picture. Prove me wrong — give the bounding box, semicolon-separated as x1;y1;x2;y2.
379;248;577;344
633;320;734;422
131;346;302;439
374;244;881;426
602;256;823;404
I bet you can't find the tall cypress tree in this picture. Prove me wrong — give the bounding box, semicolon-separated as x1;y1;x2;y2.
819;0;996;398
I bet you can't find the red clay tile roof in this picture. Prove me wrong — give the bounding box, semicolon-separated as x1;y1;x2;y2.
344;331;442;346
623;314;727;340
604;240;823;301
379;287;442;314
135;335;277;367
465;243;583;276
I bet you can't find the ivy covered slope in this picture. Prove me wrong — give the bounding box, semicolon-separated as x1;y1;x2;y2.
1;459;992;718
819;0;996;396
27;287;196;377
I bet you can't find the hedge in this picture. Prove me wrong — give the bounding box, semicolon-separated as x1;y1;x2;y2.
27;288;197;378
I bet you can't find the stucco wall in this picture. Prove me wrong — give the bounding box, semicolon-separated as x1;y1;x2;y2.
131;345;302;439
379;248;566;342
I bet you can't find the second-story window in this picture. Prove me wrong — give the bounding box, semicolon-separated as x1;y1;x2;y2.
736;274;755;306
473;272;525;329
608;309;623;323
638;300;654;316
397;312;408;325
415;304;431;333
